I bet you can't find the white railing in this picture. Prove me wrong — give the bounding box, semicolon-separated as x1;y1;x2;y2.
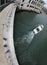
16;0;45;13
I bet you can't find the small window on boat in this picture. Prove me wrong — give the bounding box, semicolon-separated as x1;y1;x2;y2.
36;28;40;31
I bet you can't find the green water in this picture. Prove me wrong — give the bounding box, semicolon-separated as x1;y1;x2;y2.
13;11;47;65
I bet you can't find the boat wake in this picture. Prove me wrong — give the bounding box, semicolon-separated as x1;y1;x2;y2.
21;31;34;44
16;31;34;44
16;25;44;44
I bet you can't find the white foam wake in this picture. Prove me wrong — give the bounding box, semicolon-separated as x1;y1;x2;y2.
21;31;34;44
16;31;35;44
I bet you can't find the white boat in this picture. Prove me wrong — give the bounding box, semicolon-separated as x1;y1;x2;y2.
33;25;44;34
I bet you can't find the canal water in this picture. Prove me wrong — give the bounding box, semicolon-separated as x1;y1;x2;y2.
13;11;47;65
